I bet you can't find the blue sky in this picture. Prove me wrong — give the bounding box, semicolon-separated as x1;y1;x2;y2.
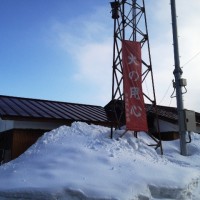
0;0;200;112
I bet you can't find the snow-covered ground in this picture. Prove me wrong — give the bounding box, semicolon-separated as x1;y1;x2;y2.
0;122;200;200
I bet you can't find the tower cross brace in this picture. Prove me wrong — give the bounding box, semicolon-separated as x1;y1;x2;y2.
110;0;163;153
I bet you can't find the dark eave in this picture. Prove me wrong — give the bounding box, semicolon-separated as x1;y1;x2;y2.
104;100;200;125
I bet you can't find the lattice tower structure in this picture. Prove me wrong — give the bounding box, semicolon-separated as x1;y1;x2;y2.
110;0;162;153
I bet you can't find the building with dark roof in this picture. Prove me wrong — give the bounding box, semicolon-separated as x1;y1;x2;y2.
0;95;111;162
0;95;199;163
105;100;200;140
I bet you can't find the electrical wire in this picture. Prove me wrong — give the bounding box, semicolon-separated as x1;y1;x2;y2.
181;50;200;68
169;96;173;107
157;50;200;106
158;81;172;105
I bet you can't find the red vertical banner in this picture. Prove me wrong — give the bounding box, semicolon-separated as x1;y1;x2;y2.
122;40;148;132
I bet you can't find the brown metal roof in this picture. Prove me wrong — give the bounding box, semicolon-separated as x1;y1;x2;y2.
145;104;178;122
1;96;199;127
0;95;110;125
104;100;200;125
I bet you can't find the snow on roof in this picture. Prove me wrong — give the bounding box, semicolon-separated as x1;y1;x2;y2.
0;122;200;199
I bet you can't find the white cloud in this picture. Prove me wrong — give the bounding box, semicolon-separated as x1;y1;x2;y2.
52;5;113;106
52;1;200;111
147;0;200;112
174;1;200;112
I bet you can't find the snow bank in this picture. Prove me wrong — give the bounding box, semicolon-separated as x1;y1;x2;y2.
0;122;200;199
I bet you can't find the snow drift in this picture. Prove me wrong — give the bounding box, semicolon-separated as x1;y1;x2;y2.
0;122;200;199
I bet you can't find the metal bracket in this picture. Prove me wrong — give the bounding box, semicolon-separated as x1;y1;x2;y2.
171;79;187;98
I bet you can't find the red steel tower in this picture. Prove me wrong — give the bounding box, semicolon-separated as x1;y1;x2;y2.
109;0;162;153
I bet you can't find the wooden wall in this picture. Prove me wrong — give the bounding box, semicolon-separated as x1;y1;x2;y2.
11;129;47;160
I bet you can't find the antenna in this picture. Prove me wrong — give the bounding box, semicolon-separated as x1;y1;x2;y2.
109;0;162;153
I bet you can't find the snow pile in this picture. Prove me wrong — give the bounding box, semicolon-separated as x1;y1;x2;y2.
0;122;200;199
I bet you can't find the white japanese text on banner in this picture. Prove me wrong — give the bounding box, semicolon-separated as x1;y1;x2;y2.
122;40;148;132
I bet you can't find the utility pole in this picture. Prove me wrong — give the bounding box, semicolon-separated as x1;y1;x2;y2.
170;0;187;156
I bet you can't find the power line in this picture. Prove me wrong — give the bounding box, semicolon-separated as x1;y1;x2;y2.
156;49;200;106
157;51;200;107
169;95;174;107
181;50;200;68
158;81;172;105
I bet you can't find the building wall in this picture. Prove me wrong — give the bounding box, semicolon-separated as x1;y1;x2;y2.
0;130;13;163
0;119;14;132
150;118;179;141
0;119;68;132
11;129;46;160
13;121;67;131
157;119;178;132
196;126;200;133
0;120;73;162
